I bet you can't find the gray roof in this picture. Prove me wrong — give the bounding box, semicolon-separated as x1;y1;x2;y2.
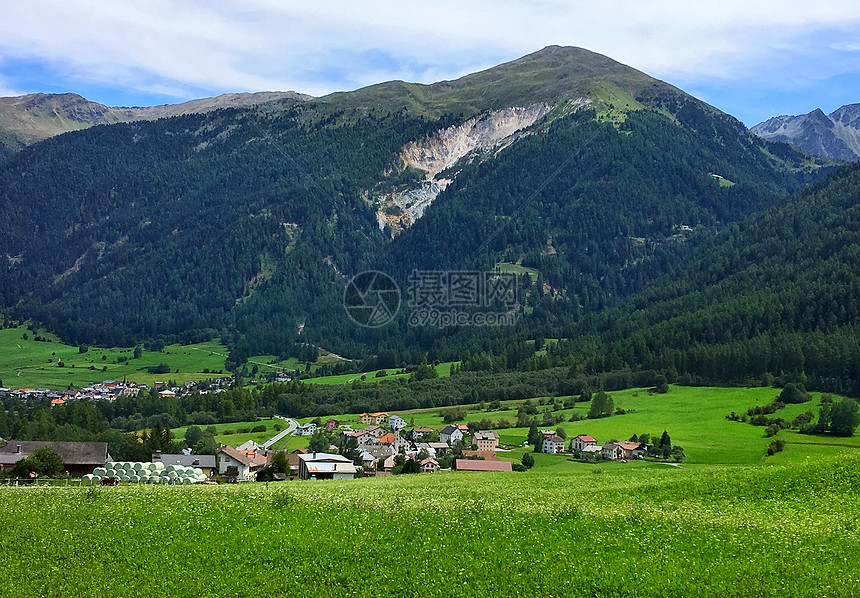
298;452;352;463
152;453;216;468
0;441;110;466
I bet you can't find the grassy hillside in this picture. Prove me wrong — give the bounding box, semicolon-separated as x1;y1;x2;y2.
0;326;227;388
2;455;859;597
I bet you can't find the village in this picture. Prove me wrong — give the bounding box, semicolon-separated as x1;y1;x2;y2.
0;376;235;405
0;408;660;484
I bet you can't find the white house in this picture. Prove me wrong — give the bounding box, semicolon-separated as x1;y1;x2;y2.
571;435;598;452
419;458;439;473
217;445;266;480
543;435;566;454
601;442;624;461
388;415;407;430
440;425;466;445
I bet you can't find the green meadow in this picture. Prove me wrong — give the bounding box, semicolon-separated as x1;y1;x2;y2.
200;385;858;467
2;455;858;597
0;326;227;389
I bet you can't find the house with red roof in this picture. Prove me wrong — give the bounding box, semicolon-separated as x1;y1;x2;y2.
571;435;598;452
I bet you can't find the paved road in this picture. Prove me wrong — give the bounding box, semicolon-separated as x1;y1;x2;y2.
262;415;298;449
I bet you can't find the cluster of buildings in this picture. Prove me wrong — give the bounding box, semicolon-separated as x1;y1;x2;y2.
567;434;648;461
0;377;235;406
0;380;138;404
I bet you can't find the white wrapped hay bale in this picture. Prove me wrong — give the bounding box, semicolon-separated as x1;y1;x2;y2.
119;475;130;482
129;475;140;483
93;467;106;477
133;462;146;472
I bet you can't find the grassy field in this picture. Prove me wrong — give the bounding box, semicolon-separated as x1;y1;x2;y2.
302;361;459;385
171;418;287;448
2;455;859;597
0;326;228;389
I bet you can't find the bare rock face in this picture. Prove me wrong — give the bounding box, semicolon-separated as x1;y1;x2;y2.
375;103;555;233
399;103;552;178
752;104;860;162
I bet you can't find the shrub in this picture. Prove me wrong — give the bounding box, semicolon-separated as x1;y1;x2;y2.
251;425;267;433
767;439;786;456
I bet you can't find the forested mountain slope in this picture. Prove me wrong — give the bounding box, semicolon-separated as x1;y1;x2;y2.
568;162;860;395
0;46;829;364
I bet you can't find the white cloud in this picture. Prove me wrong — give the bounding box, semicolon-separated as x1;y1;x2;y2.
0;0;858;102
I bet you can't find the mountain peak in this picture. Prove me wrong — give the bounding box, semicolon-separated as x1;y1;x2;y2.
752;103;860;162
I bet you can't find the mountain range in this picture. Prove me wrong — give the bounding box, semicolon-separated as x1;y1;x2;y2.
0;90;310;153
752;104;860;161
2;45;857;393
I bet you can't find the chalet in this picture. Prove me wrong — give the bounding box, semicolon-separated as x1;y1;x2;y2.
324;419;340;431
411;427;434;440
439;425;466;445
473;430;499;452
151;452;217;477
601;442;625;461
358;413;372;424
217;445;267;480
617;441;647;459
298;452;358;480
419;458;440;473
158;389;176;398
571;435;598;452
0;440;111;477
454;459;513;472
388;414;407;430
542;435;566;454
274;372;292;383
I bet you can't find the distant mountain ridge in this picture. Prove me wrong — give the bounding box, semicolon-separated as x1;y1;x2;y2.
752;104;860;161
0;91;311;152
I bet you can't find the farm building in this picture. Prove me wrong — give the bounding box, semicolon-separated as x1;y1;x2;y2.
454;459;513;472
298;453;359;480
0;440;111;477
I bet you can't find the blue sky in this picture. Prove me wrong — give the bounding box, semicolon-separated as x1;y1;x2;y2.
1;1;858;126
